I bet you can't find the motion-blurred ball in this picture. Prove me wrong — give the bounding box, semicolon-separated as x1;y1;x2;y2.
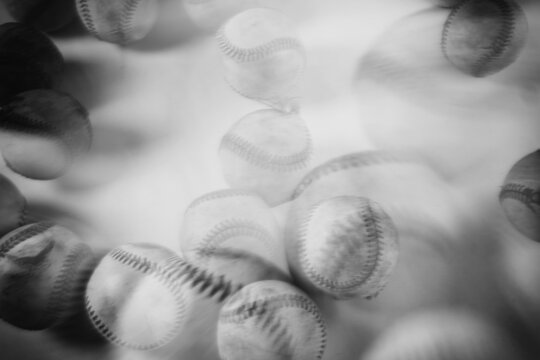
500;149;540;242
1;0;77;33
0;174;27;238
0;222;95;330
217;8;306;111
0;89;92;180
76;0;159;44
219;109;312;206
180;189;290;294
289;196;399;300
217;280;327;360
0;22;63;103
441;0;528;77
363;309;522;360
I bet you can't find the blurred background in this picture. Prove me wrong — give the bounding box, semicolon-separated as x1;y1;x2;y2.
1;0;540;359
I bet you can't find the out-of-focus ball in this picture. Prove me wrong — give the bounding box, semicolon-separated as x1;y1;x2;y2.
86;243;247;351
499;149;540;242
363;309;522;360
289;195;399;300
216;8;306;111
441;0;528;77
183;0;284;31
219;109;313;206
180;189;290;281
1;0;78;33
0;89;92;180
0;22;63;103
0;174;27;238
217;280;327;360
0;222;95;330
75;0;159;44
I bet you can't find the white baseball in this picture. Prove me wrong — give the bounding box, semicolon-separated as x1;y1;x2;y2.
180;189;289;275
216;8;306;111
291;195;399;300
217;280;327;360
85;242;243;350
219;109;313;206
285;151;473;316
76;0;159;44
0;222;95;330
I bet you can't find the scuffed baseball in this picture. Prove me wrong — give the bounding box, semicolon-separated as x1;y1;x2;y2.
290;196;399;300
499;149;540;242
219;109;313;206
216;8;306;111
76;0;159;44
217;280;327;360
0;89;92;180
86;242;246;350
441;0;528;77
0;222;95;330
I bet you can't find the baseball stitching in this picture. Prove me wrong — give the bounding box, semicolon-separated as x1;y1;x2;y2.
297;200;384;297
77;0;145;43
0;222;54;257
500;183;540;213
441;0;519;77
185;189;259;214
86;247;243;349
194;218;276;260
44;242;90;327
76;0;99;38
216;14;306;109
291;151;405;200
216;29;304;63
220;130;312;172
220;293;327;360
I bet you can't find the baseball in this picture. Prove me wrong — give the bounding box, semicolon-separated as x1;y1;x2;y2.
0;22;64;103
0;222;95;330
284;151;475;317
219;109;313;206
180;189;289;277
217;280;327;360
76;0;159;44
0;89;92;180
0;173;27;238
216;8;306;112
441;0;528;77
85;242;245;350
290;195;399;300
1;0;77;33
287;151;461;241
499;149;540;242
363;309;521;360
